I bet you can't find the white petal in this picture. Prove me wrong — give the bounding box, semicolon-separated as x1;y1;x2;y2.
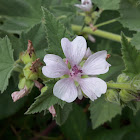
61;36;87;66
78;77;107;101
42;54;69;78
84;47;92;58
75;4;92;12
53;78;78;103
77;86;83;100
81;0;92;4
82;50;111;75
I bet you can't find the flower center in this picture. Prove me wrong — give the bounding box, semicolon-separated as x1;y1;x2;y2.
70;65;82;78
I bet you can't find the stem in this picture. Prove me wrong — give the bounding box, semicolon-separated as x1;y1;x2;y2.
107;82;132;91
71;24;131;43
13;64;23;73
95;18;119;28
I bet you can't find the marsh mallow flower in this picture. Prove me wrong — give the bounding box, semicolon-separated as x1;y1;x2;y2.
75;0;93;12
42;36;111;103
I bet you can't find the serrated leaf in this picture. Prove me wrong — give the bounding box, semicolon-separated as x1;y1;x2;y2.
42;7;71;58
0;36;15;93
131;32;140;51
26;80;65;114
121;33;140;76
119;0;140;31
61;104;87;140
89;96;122;129
92;0;120;10
54;103;72;125
0;0;43;34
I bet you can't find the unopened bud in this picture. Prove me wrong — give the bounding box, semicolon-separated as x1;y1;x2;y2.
11;86;29;102
131;75;140;91
20;40;36;64
117;73;130;83
119;89;137;103
48;106;56;118
105;89;120;104
18;77;34;90
41;86;48;94
23;63;38;81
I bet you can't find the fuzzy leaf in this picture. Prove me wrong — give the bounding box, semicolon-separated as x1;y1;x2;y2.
54;103;72;125
89;96;122;129
42;7;71;58
61;104;87;140
25;80;65;114
0;36;15;93
121;33;140;76
92;0;120;10
131;32;140;51
0;0;43;34
119;0;140;31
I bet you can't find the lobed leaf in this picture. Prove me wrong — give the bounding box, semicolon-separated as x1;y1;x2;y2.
89;96;122;129
119;0;140;31
42;7;71;58
0;36;15;93
25;80;65;114
121;33;140;76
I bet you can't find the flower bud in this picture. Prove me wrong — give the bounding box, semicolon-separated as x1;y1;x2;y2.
105;89;120;104
48;106;56;118
11;86;29;102
23;63;38;81
117;73;130;83
119;89;137;103
20;40;36;64
41;86;48;94
131;75;140;91
18;77;34;90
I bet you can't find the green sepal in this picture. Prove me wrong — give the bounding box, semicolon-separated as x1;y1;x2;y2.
105;89;120;104
23;63;38;81
119;89;137;103
20;51;36;65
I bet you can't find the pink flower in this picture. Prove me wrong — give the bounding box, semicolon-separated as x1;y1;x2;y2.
11;86;29;102
42;36;111;103
75;0;93;12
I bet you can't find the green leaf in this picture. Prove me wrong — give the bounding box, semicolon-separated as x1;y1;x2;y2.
0;0;43;34
121;33;140;76
54;103;72;125
25;80;65;114
20;23;48;60
89;96;122;129
119;0;140;31
0;77;26;120
0;36;15;93
61;104;87;140
92;0;120;10
42;7;72;58
131;32;140;51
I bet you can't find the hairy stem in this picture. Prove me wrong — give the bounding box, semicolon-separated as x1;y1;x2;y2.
13;64;23;73
107;82;132;91
95;18;120;28
71;24;131;43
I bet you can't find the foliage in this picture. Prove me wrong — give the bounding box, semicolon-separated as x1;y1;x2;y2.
0;0;140;139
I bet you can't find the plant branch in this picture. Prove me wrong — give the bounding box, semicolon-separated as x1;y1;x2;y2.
71;24;131;43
